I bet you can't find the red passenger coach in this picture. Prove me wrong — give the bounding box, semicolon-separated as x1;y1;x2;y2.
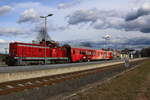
70;47;113;62
106;51;113;59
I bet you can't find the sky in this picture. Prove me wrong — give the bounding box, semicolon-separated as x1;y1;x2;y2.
0;0;150;53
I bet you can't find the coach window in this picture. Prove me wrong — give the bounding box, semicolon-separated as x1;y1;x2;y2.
83;51;86;54
73;50;75;54
80;50;85;54
105;52;107;57
89;51;92;55
92;51;96;55
76;50;78;54
91;51;93;55
80;50;82;54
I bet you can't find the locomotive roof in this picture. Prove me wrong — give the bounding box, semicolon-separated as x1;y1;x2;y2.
11;42;44;46
10;42;54;47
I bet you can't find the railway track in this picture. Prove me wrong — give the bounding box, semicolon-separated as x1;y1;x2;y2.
0;59;145;96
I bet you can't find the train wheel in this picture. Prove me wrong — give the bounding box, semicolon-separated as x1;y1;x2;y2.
87;59;90;62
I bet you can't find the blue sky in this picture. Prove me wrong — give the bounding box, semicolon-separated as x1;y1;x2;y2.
0;0;150;53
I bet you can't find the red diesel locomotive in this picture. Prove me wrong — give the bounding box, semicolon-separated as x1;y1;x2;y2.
6;40;113;66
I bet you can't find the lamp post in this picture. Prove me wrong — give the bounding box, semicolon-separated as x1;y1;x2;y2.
40;14;53;64
103;35;111;50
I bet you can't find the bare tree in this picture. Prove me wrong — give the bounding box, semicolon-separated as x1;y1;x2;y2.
36;27;51;41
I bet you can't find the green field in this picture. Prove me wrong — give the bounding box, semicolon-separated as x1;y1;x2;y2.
72;59;150;100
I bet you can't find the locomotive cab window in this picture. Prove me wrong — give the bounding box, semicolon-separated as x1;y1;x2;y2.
80;50;85;54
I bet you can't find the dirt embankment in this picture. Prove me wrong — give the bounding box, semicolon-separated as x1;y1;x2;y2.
67;59;150;100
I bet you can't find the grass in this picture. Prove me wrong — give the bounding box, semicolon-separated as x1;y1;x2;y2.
72;59;150;100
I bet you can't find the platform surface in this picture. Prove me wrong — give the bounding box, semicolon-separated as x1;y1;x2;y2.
0;59;121;73
0;58;146;83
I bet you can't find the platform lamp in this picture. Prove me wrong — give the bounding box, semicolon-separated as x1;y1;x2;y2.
102;35;111;50
40;14;53;64
102;35;111;60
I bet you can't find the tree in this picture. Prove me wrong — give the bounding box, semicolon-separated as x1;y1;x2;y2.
141;47;150;57
36;27;51;41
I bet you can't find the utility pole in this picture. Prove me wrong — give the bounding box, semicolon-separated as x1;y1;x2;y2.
40;14;53;64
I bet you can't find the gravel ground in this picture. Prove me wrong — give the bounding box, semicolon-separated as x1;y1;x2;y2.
0;60;142;100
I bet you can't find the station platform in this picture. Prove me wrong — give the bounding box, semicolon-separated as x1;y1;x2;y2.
0;58;146;83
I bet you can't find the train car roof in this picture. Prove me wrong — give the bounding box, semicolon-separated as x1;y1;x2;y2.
70;46;103;51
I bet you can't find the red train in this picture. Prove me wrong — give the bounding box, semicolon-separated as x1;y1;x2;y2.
5;40;114;66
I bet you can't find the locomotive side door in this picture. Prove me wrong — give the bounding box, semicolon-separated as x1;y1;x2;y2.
52;48;57;57
63;45;72;62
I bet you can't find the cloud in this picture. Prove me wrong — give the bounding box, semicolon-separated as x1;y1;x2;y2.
126;2;150;21
67;6;150;33
57;0;81;9
0;27;28;36
67;9;99;25
123;15;150;33
34;23;69;33
63;36;150;49
17;8;40;23
93;17;124;30
0;5;12;15
125;37;150;45
67;9;120;25
140;28;150;33
0;39;8;44
67;8;125;31
0;39;10;53
15;2;41;9
15;2;55;16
